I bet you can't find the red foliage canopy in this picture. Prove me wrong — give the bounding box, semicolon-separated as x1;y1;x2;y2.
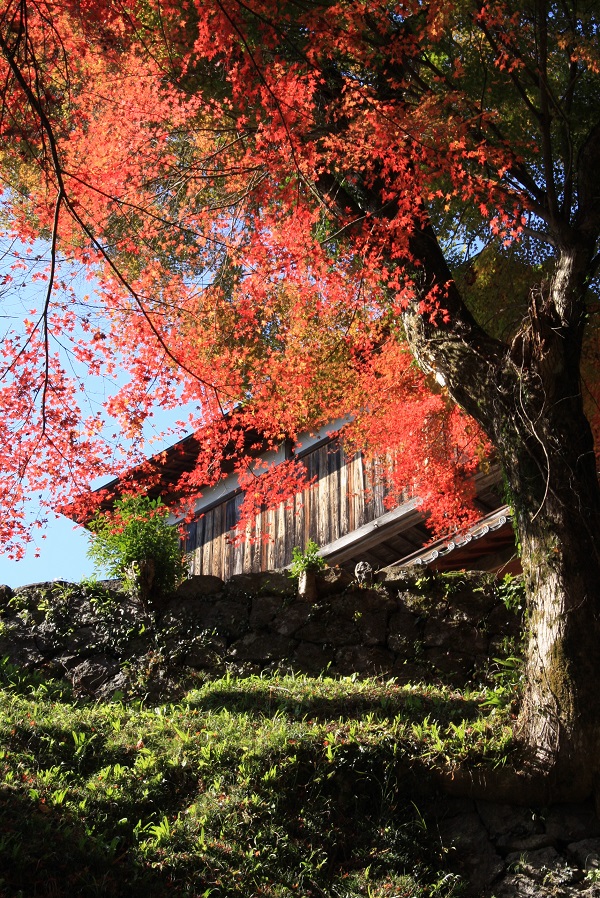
0;0;597;555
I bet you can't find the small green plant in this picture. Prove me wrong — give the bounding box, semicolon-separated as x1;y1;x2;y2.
482;655;524;710
88;495;187;602
496;574;525;613
507;854;525;874
289;539;326;579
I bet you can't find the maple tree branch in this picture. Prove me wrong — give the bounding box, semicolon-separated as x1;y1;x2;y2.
0;10;235;429
0;11;65;400
477;19;542;119
0;10;65;192
315;167;507;429
37;185;64;436
558;39;579;217
62;196;232;410
213;0;307;183
218;0;317;72
521;225;556;247
576;121;600;241
416;50;548;213
61;168;262;252
535;1;560;227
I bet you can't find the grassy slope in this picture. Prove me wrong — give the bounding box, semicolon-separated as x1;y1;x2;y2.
0;665;517;898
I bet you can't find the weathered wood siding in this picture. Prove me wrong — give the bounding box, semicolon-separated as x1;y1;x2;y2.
185;439;402;579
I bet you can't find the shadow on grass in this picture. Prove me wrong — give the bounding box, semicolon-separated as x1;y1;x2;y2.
0;785;214;898
0;762;440;898
4;722;133;779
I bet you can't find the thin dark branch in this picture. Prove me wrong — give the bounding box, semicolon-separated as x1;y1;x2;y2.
62;196;231;412
62;167;261;253
560;44;579;217
38;185;64;435
477;18;542;121
521;225;556;247
0;17;231;417
535;0;560;224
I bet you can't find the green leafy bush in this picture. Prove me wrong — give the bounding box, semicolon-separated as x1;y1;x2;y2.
289;539;326;579
88;496;187;601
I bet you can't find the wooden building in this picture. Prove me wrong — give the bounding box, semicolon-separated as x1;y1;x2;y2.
80;421;517;578
185;432;401;579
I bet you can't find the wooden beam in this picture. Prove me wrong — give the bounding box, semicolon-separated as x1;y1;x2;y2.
320;497;424;565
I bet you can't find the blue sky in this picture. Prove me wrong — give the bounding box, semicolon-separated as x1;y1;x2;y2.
0;248;103;586
0;515;95;587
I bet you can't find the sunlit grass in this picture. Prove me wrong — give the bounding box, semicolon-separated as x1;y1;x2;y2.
0;665;515;897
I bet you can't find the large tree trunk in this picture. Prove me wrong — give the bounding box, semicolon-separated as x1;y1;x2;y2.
495;255;600;797
498;383;600;799
403;229;600;801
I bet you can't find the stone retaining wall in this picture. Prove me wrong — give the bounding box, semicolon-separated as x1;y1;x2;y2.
0;566;522;700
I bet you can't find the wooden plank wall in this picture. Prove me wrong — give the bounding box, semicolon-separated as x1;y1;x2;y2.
184;440;401;579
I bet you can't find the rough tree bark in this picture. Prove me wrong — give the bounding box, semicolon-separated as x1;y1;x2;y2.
403;223;600;801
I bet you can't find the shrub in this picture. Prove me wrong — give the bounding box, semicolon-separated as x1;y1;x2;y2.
289;539;326;579
88;496;187;602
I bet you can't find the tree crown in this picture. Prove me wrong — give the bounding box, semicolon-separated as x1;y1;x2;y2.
0;0;598;553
